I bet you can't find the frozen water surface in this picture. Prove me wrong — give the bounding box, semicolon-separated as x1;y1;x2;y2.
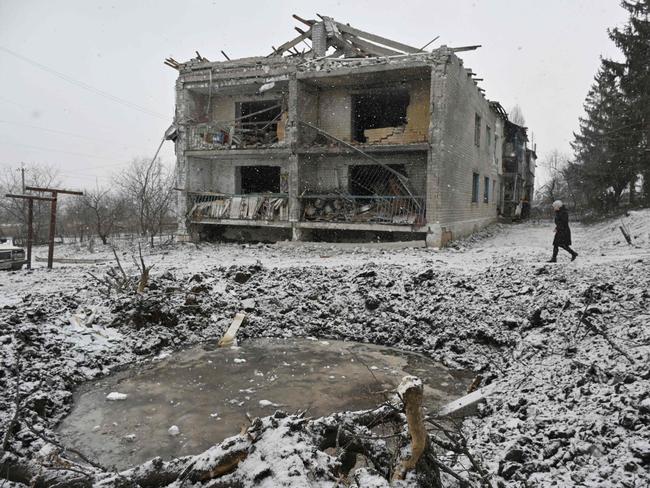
57;338;472;469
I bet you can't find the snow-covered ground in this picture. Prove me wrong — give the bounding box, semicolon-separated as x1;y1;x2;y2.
1;210;649;486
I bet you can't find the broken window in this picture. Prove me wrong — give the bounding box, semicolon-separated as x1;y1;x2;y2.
474;114;481;147
472;173;480;203
349;164;408;196
352;91;410;143
236;100;283;145
239;166;281;194
484;176;490;203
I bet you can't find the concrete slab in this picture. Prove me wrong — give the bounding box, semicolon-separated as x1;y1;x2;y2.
274;240;427;250
437;382;500;418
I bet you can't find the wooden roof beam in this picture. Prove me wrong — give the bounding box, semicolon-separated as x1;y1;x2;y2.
328;32;365;57
293;14;316;26
269;28;312;57
450;45;482;52
344;34;401;57
333;21;420;53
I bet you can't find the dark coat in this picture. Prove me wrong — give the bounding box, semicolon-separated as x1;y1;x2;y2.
553;206;572;246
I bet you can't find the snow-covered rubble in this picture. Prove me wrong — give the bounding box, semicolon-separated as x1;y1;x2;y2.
0;213;649;486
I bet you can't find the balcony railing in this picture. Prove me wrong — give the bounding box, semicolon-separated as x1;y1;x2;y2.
187;192;289;222
300;194;426;226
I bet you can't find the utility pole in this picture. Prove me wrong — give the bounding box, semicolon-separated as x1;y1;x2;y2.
25;186;83;269
18;164;26;243
4;193;55;270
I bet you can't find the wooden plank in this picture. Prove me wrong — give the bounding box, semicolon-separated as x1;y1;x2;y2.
450;45;481;52
344;34;401;56
269;29;312;56
328;33;363;57
5;193;54;202
292;14;316;26
25;186;83;195
218;313;247;347
334;21;420;53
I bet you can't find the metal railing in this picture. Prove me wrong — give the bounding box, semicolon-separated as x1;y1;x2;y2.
300;194;426;226
187;192;289;222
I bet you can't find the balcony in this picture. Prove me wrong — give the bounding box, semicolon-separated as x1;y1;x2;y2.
187;192;289;225
187;122;289;152
299;194;426;226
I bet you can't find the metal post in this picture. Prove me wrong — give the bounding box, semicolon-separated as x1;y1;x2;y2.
24;186;82;270
27;198;33;270
47;193;57;270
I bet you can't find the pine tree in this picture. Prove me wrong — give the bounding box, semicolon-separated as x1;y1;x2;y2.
572;63;637;210
608;0;650;203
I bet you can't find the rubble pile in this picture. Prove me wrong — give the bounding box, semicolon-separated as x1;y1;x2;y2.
0;228;648;486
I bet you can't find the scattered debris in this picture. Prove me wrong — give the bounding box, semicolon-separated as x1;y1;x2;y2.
106;392;128;401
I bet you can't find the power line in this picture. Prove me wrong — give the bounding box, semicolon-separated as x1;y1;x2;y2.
0;45;168;120
0;138;119;160
0;119;140;151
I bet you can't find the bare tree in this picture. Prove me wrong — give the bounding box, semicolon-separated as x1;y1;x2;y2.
536;150;579;211
509;104;526;126
59;197;92;243
116;158;175;246
0;164;61;243
81;187;125;245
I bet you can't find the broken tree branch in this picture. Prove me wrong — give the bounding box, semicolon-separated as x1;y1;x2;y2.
392;376;429;481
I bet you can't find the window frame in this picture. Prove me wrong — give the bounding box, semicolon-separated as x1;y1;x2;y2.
484;176;490;203
471;172;480;203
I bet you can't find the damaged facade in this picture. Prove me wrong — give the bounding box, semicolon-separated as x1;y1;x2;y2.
168;15;535;245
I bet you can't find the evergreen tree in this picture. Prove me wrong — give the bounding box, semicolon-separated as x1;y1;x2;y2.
572;63;637;210
608;0;650;203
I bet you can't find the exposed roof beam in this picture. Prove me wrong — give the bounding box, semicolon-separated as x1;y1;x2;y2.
344;34;401;57
328;32;364;57
269;28;312;57
333;21;420;53
450;45;482;52
292;14;316;26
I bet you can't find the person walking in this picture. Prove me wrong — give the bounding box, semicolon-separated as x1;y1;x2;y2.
549;200;578;262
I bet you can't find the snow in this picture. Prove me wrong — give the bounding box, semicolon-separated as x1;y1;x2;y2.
1;212;649;486
258;399;280;408
106;392;128;401
167;425;180;436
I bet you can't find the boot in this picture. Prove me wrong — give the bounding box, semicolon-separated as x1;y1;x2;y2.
571;252;578;262
548;257;557;263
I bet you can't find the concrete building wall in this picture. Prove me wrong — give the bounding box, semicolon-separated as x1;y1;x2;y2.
318;87;352;141
314;79;430;144
429;55;500;240
187;156;290;194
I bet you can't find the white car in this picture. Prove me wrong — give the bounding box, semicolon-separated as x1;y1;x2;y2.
0;238;27;271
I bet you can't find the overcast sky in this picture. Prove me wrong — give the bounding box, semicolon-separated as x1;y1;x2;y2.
0;0;629;190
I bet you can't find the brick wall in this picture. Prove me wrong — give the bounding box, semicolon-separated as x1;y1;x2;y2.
430;55;500;238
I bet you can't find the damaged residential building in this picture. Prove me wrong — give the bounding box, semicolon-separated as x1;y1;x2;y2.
167;15;535;245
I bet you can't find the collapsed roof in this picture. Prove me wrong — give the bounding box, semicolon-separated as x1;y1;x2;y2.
164;14;481;69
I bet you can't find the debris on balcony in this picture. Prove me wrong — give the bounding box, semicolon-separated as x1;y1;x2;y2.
301;194;424;225
189;193;289;222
